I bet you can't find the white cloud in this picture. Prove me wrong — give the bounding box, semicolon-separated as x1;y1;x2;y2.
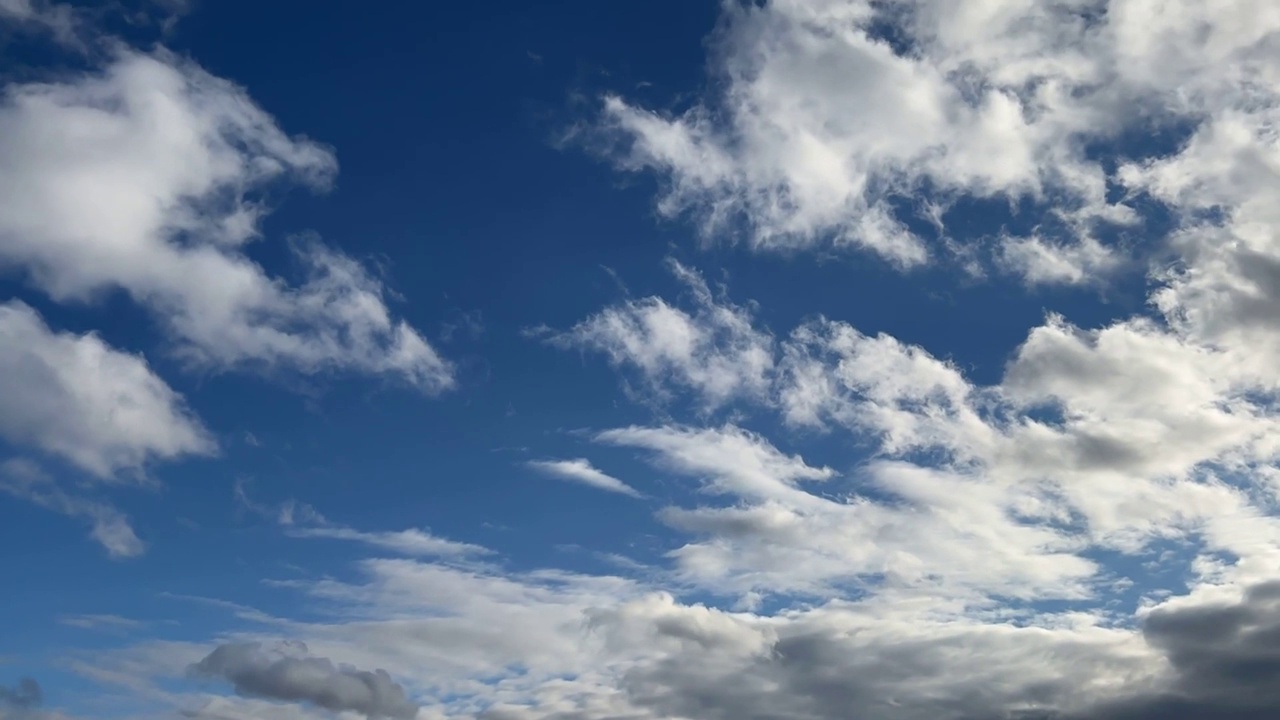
260;497;491;559
287;525;491;560
543;259;773;410
525;459;643;498
0;0;77;43
41;3;1280;719
0;301;213;478
529;249;1280;609
597;424;832;505
0;49;453;392
596;0;1280;281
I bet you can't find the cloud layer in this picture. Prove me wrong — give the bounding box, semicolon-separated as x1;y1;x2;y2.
24;2;1280;720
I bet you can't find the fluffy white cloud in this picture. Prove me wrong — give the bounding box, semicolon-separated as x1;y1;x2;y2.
0;301;212;478
543;259;773;410
0;49;453;392
42;2;1280;719
598;0;1280;281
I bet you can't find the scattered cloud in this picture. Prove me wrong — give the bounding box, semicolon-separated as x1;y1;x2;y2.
542;259;773;411
0;302;214;479
57;614;143;632
287;524;491;559
594;0;1280;282
525;458;642;498
24;2;1280;720
245;494;492;559
0;49;453;392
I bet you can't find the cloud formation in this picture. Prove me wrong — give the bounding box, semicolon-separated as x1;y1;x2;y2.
37;2;1280;720
0;302;213;479
598;0;1280;282
190;642;419;720
525;459;642;497
0;49;453;392
544;259;773;410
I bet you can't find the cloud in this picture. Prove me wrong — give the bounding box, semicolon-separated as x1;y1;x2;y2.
190;642;419;720
0;678;41;710
57;614;142;632
1056;580;1280;719
268;497;491;558
0;301;214;478
596;424;833;504
544;257;1280;597
0;49;453;392
525;459;642;498
287;525;490;559
0;0;77;43
42;3;1280;719
594;0;1280;280
0;459;146;559
542;259;773;410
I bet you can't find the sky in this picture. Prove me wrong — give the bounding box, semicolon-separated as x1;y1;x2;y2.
4;0;1280;718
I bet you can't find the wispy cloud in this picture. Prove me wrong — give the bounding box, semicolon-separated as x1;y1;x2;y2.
525;458;643;498
0;459;145;559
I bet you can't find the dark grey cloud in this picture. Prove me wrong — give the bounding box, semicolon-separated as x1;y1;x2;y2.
1072;580;1280;720
190;642;418;719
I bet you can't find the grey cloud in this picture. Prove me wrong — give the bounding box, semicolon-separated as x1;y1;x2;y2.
604;579;1280;720
1077;580;1280;720
0;678;43;720
0;679;41;709
190;642;418;719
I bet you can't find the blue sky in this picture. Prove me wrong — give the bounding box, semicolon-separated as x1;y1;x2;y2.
5;1;1280;719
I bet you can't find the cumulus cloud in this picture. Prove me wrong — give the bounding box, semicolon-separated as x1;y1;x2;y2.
0;302;213;478
0;49;453;392
542;259;773;410
525;458;642;497
46;2;1280;719
597;0;1280;281
190;642;419;720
